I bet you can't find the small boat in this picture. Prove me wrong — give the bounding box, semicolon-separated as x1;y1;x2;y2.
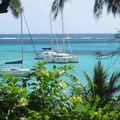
36;12;79;63
0;10;30;76
35;48;65;59
0;68;30;77
35;48;56;59
43;52;79;63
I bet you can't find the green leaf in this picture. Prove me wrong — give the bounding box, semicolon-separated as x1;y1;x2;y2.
84;71;95;88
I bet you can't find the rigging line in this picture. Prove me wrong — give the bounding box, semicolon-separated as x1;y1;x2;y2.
97;49;120;59
50;13;54;49
96;37;120;58
20;10;23;69
96;51;120;72
67;35;72;55
105;55;120;72
54;34;59;49
96;45;120;58
61;9;65;52
22;13;38;62
104;54;113;72
97;53;115;60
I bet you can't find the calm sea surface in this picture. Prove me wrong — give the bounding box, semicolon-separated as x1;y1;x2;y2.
0;34;120;84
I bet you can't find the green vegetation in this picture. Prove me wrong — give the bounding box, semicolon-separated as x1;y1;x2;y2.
94;0;120;17
0;0;22;17
84;61;120;107
52;0;120;18
0;0;120;119
0;61;119;120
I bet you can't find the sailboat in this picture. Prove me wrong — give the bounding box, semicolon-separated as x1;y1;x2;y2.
0;10;30;76
35;13;57;60
36;11;79;63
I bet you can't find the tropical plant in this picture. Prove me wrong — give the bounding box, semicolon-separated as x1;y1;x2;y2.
0;75;28;119
0;0;22;17
94;0;120;18
84;60;120;106
52;0;120;18
52;0;68;18
0;61;120;119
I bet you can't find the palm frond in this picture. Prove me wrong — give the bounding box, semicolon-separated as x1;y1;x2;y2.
9;0;22;18
0;0;22;17
109;72;120;89
93;61;109;102
51;0;59;19
111;85;120;94
94;0;105;18
84;71;96;97
106;0;120;16
107;72;120;99
84;71;95;88
51;0;68;19
93;61;107;87
85;60;120;105
94;0;120;18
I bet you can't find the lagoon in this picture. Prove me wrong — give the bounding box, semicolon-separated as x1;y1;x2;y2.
0;34;120;84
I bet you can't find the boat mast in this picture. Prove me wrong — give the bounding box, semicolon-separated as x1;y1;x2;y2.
61;9;65;52
50;13;54;50
20;8;23;69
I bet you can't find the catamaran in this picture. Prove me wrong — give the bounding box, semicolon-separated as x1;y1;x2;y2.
36;12;79;63
0;10;30;76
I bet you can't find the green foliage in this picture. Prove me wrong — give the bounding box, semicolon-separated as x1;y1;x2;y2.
94;0;120;18
0;0;22;17
84;61;120;107
9;0;22;18
0;75;28;119
52;0;68;19
0;61;119;120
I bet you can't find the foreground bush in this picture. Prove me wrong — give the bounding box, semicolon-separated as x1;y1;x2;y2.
0;61;120;120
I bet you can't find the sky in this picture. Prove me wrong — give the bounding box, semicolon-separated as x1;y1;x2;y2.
0;0;120;34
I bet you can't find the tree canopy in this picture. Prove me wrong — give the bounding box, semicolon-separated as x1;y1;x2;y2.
0;0;22;17
94;0;120;18
51;0;120;18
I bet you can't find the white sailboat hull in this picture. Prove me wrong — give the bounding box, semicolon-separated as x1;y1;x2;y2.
0;13;31;77
36;48;79;63
68;56;79;63
44;54;79;63
0;68;30;77
35;50;56;59
44;56;69;63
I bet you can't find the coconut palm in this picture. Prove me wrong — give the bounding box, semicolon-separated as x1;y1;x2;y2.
52;0;68;18
52;0;120;18
0;0;22;17
84;61;120;106
94;0;120;17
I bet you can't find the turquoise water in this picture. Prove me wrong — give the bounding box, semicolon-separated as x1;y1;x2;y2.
0;43;119;51
0;34;120;85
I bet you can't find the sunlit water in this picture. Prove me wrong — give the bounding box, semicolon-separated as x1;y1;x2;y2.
0;34;120;85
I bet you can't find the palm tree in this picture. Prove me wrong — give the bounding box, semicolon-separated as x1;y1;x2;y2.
94;0;120;18
52;0;120;18
0;0;22;17
52;0;68;18
84;61;120;106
